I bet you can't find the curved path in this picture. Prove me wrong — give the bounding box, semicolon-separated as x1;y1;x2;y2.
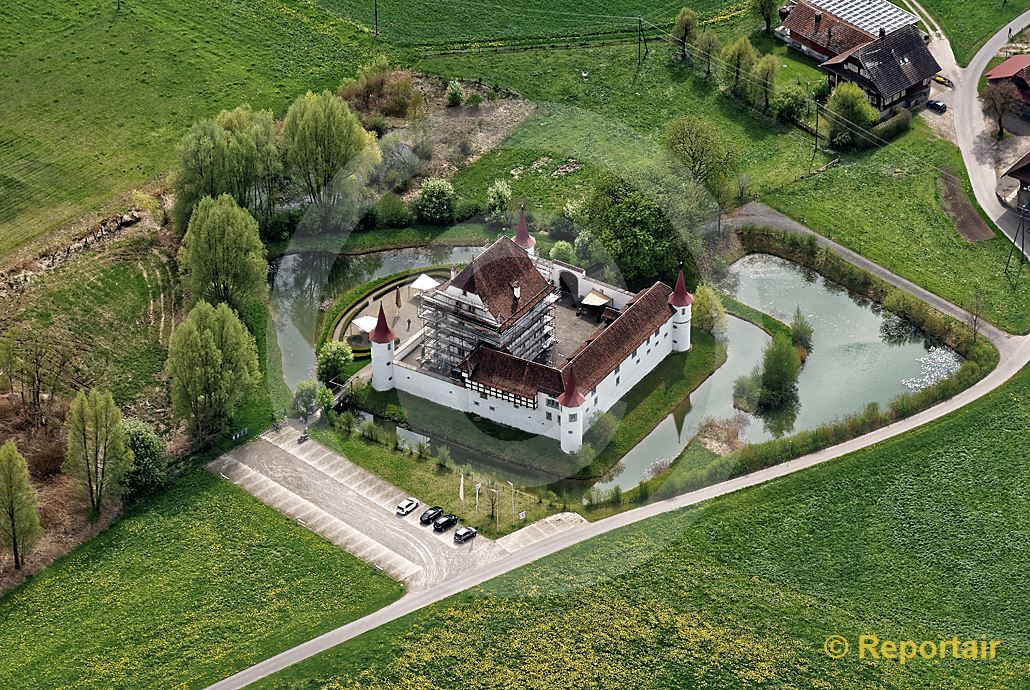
954;9;1030;254
207;20;1030;690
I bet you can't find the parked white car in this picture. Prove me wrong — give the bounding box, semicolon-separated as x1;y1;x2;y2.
396;497;419;516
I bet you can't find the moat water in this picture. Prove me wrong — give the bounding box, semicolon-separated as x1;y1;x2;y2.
272;247;960;493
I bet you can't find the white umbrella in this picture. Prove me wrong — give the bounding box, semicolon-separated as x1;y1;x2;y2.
352;315;379;333
410;273;441;292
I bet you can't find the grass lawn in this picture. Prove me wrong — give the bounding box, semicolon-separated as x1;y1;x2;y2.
765;121;1030;334
251;359;1030;690
0;0;375;264
0;469;402;690
720;291;791;338
920;0;1030;65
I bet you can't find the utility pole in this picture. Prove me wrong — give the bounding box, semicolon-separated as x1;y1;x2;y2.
507;480;515;523
637;17;642;67
1004;202;1028;281
374;0;379;36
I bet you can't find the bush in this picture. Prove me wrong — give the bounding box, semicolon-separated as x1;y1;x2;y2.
485;179;513;224
414;138;434;161
732;367;762;412
692;284;726;335
446;80;464;107
549;240;576;264
455;199;484;223
790;305;814;353
549;214;577;242
122;418;169;500
759;333;801;409
466;93;483;109
382;78;414;117
414;178;456;225
772;84;808;122
364;114;388;139
865;108;912;147
334;410;357;437
317;341;355;383
374;192;414;228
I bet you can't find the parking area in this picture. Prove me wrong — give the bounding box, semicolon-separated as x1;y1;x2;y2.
208;426;509;591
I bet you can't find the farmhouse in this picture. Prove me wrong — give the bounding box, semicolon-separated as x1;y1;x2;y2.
369;216;693;454
777;0;919;61
822;24;940;118
985;54;1030;115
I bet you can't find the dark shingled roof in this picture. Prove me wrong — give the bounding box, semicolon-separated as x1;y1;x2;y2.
564;282;674;392
447;237;554;330
458;281;676;400
823;24;940;98
1004;148;1030;183
461;346;563;399
783;1;873;56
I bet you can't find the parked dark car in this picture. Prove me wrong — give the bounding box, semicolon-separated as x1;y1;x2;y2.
454;526;478;544
420;506;444;525
927;100;947;113
432;513;459;533
396;497;419;517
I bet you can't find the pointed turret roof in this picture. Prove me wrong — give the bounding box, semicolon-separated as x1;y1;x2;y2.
512;207;535;251
668;269;693;307
557;365;586;408
369;304;396;344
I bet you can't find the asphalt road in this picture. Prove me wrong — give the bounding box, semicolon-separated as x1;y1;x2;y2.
954;9;1030;257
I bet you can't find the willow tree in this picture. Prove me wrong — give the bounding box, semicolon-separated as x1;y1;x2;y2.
281;90;380;223
177;194;267;311
64;389;133;516
672;7;699;61
166;301;260;441
0;441;41;570
752;54;780;111
721;37;758;93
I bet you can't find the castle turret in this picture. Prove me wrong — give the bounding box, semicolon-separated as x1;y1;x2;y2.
369;304;396;391
668;269;693;353
557;366;586;454
512;207;536;256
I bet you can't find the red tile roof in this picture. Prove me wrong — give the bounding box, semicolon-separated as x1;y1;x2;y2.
986;54;1030;81
369;304;395;344
668;269;693;307
461;346;563;399
783;1;873;57
447;237;554;330
512;208;535;251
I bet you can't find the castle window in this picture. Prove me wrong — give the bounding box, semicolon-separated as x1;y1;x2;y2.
569;413;578;422
546;397;559;409
546;412;553;421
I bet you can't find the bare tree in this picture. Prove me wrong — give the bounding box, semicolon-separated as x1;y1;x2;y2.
966;290;986;345
981;82;1021;138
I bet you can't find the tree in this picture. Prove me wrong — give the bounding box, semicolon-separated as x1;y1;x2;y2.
334;410;357;437
790;305;814;354
752;0;779;34
574;230;604;265
172;119;227;229
166;301;260;441
281;90;379;221
696;30;722;77
122;418;169;500
981;81;1021;138
316;341;355;384
966;290;986;345
549;240;576;264
752;54;780;112
64;389;133;515
826;82;878;147
214;105;282;226
0;441;41;570
414;178;456;225
665;116;739;194
293;379;333;422
484;179;513;225
672;7;699;61
721;37;758;92
759;333;801;409
178;194;267;312
692;283;727;334
583;175;699;288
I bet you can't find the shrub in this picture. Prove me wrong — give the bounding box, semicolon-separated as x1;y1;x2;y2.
485;179;513;224
466;93;483;109
772;84;808;122
549;240;576;264
317;341;355;383
414;138;434;161
364;114;388;139
383;78;413;117
446;80;464;107
414;178;456;225
549;214;577;242
865;108;912;147
826;82;878;148
374;192;414;228
732;367;762;412
455;199;485;223
790;305;814;353
692;284;726;334
334;410;356;437
122;418;169;500
759;333;801;409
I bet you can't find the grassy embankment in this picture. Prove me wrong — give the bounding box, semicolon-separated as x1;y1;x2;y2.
253;358;1030;690
919;0;1029;65
0;470;402;690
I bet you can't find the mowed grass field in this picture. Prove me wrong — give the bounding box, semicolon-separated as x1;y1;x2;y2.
920;0;1030;65
0;470;403;690
253;361;1030;690
327;0;748;47
0;0;375;263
